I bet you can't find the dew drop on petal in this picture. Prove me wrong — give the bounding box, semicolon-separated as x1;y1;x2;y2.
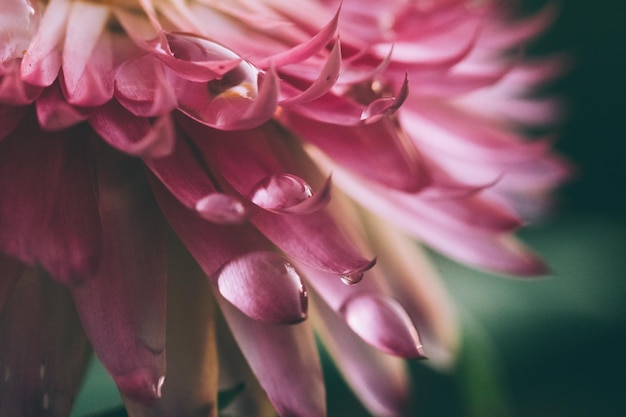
341;272;364;285
195;193;248;224
249;174;313;212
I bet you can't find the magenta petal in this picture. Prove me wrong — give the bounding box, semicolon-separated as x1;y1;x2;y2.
0;121;102;284
217;296;326;417
36;81;88;130
217;251;308;324
279;37;342;106
281;112;429;192
314;293;412;417
360;74;409;123
0;269;90;417
154;32;242;82
150;176;268;278
255;5;340;68
0;61;43;105
340;294;425;359
72;162;167;405
89;101;175;158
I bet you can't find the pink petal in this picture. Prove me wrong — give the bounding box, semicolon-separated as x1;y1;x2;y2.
89;101;175;158
183;122;374;276
144;137;249;224
36;81;88;130
365;220;460;368
279;37;342;106
0;60;43;105
280;111;429;192
0;268;90;416
255;5;340;68
154;32;242;82
72;161;167;406
302;264;425;359
217;295;326;417
313;293;412;417
114;54;178;117
20;0;70;87
330;167;547;276
0;120;102;284
216;251;308;324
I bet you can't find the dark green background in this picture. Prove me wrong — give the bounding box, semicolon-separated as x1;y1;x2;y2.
73;1;626;416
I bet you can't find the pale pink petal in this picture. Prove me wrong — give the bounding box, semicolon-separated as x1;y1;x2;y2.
20;0;70;86
217;295;326;417
72;161;167;406
0;268;90;416
0;0;40;63
61;1;110;104
89;101;175;158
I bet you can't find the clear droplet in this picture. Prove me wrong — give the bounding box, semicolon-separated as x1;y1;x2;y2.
195;193;247;224
249;174;313;212
341;272;364;285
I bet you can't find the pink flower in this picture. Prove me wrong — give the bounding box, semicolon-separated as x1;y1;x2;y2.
0;0;569;416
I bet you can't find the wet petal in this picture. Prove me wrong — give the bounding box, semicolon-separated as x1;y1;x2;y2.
217;295;326;417
72;158;167;406
0;268;90;416
313;293;412;417
216;251;308;324
123;237;219;417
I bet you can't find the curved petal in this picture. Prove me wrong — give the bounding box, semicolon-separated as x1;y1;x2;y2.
0;268;90;417
36;81;89;130
312;294;413;417
217;294;326;417
89;101;175;158
72;160;167;406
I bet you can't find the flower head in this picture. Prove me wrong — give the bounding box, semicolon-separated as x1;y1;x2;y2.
0;0;568;416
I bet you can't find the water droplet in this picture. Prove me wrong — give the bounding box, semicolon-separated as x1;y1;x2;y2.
3;366;10;382
196;193;247;223
39;362;45;380
42;393;49;410
249;174;313;212
341;272;364;285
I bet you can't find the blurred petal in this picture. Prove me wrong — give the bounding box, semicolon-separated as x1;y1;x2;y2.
217;294;326;417
124;236;219;417
72;156;167;405
0;268;90;416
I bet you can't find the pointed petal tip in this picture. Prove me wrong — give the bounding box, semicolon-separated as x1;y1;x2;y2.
114;369;165;406
216;251;308;324
340;294;425;359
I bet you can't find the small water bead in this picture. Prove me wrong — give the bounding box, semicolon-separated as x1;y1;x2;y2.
341;272;364;285
249;174;314;212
